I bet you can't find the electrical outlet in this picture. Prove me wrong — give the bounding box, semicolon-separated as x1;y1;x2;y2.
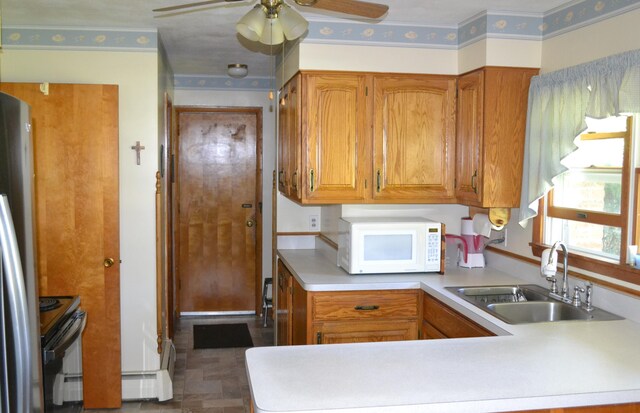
309;215;319;231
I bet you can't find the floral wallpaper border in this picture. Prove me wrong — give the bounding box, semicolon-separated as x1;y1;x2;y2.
3;0;639;90
173;74;272;90
1;27;157;50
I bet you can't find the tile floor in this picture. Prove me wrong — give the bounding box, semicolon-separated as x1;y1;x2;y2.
85;315;273;413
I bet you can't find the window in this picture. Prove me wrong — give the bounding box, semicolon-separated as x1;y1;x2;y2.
532;116;640;284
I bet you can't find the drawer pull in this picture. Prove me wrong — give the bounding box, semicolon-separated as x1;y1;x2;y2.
354;305;379;311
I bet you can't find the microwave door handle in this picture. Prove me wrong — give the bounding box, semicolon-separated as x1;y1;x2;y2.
43;311;86;364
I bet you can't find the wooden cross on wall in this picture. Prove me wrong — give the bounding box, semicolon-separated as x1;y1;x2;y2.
131;141;145;165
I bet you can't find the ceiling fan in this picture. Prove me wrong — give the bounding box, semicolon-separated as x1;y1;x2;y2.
153;0;389;45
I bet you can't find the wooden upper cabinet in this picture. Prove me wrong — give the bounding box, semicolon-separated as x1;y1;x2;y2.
455;70;484;205
373;75;457;202
302;72;370;203
455;67;538;207
277;83;289;195
278;71;460;205
277;75;302;201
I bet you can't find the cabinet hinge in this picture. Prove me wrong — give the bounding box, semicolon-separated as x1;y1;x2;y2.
316;332;322;344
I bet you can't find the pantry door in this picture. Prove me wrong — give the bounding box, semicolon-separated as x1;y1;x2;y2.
176;108;262;314
0;83;121;408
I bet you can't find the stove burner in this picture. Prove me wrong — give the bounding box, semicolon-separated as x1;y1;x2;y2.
39;297;60;312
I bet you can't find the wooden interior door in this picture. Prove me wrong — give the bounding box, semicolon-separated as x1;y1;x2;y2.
177;108;261;313
0;83;121;408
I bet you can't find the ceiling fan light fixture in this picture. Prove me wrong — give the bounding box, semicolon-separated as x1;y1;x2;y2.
227;63;249;78
259;17;285;45
236;5;267;41
278;4;308;40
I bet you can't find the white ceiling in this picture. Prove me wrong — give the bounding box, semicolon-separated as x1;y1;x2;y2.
3;0;571;77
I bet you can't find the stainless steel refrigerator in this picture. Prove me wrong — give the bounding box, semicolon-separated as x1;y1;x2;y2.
0;91;44;412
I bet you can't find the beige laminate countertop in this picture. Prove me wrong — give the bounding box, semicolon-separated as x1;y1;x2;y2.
245;249;640;413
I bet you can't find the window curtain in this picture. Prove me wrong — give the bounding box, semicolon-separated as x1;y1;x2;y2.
518;49;640;227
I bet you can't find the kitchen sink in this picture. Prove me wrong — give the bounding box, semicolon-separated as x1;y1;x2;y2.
445;284;623;324
448;284;550;304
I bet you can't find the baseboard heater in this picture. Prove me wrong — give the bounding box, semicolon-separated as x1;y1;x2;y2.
121;339;176;401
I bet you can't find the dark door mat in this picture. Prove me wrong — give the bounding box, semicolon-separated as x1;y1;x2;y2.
193;323;254;349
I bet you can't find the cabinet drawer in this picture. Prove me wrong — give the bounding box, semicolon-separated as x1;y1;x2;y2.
423;293;494;338
313;290;419;321
315;320;418;344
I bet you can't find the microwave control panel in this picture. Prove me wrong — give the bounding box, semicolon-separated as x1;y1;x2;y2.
427;231;440;263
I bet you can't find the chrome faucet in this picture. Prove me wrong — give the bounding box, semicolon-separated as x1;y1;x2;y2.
549;241;570;301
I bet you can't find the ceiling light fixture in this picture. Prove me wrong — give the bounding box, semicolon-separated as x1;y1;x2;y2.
236;1;308;46
227;63;249;78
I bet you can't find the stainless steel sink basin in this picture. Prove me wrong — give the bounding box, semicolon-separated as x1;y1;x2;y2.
445;284;623;324
448;284;550;304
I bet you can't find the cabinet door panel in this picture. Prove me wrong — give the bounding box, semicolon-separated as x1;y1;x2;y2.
303;73;370;203
286;76;301;201
278;85;289;195
315;320;418;344
423;293;494;338
373;75;456;202
276;260;292;346
455;70;484;205
481;68;536;207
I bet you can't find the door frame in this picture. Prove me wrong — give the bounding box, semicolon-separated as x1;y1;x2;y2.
173;106;263;315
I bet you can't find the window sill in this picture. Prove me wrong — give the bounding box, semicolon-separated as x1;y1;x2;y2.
530;242;640;286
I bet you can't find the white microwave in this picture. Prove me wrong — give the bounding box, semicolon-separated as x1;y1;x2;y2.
338;217;443;274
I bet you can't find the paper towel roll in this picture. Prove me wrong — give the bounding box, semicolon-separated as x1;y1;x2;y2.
472;213;503;237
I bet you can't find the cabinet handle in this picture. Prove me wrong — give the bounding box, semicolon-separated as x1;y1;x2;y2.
278;170;285;187
310;169;315;192
292;170;298;190
471;169;478;194
316;332;322;344
376;170;381;192
354;305;379;311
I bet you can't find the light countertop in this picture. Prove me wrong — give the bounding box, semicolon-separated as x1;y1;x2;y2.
245;249;640;413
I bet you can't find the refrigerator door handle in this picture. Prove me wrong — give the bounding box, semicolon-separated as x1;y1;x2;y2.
0;195;32;413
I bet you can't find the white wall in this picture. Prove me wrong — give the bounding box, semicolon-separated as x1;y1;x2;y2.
0;48;162;372
299;43;458;75
173;89;276;282
458;38;542;73
541;8;640;73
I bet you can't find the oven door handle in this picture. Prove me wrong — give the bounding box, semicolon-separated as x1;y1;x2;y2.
43;311;87;364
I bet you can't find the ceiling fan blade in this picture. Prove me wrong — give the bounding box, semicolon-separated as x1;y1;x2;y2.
304;0;388;19
153;0;243;13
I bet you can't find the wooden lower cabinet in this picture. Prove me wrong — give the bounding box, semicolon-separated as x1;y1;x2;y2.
276;259;292;346
276;262;420;345
422;292;495;339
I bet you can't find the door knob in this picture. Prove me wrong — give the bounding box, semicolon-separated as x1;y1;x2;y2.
104;258;115;268
246;219;255;228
